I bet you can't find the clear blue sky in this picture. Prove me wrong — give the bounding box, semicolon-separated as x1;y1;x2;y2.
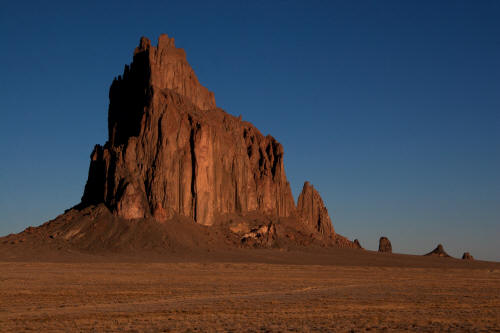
1;1;499;260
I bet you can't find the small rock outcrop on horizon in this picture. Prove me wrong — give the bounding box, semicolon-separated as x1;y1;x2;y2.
378;237;392;253
462;252;474;260
8;33;358;252
353;239;363;249
425;244;451;257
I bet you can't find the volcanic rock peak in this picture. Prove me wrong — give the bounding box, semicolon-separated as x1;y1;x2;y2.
82;35;297;226
76;34;360;251
135;34;216;111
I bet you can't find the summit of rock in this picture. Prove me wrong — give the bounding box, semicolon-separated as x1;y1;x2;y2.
135;34;216;110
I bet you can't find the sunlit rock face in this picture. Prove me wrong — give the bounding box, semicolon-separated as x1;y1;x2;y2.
296;181;335;238
81;35;295;225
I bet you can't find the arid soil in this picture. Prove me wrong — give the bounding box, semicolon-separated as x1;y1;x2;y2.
1;251;499;332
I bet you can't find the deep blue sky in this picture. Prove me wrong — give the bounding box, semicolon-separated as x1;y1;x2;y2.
1;1;499;260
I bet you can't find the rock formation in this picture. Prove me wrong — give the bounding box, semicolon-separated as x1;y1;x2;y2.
425;244;451;257
353;239;363;249
73;34;360;248
378;237;392;253
0;34;361;255
296;182;335;238
462;252;474;260
81;34;295;226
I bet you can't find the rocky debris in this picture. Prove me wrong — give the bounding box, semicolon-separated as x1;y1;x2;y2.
296;182;335;238
353;239;363;249
462;252;474;260
332;234;358;249
425;244;451;257
241;224;277;247
378;237;392;253
81;34;295;226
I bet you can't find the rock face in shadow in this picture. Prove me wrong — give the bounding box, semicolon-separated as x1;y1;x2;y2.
81;35;295;226
353;239;363;249
425;244;451;257
378;237;392;253
296;182;335;238
462;252;474;260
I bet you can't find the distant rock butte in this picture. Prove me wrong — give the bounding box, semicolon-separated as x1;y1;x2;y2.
425;244;451;257
378;237;392;253
75;34;356;248
462;252;474;260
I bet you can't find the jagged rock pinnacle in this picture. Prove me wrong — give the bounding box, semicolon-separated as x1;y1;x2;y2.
297;181;335;238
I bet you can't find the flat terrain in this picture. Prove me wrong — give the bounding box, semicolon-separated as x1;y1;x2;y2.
1;252;499;332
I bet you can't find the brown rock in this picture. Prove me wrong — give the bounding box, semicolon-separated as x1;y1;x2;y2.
52;34;368;252
241;223;277;247
331;234;359;249
296;182;335;238
425;244;451;257
353;239;363;249
137;34;215;111
462;252;474;260
378;236;392;253
81;35;295;226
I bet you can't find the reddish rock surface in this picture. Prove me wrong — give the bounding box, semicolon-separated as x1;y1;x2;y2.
425;244;451;257
378;237;392;253
296;182;335;238
353;239;363;249
137;35;216;111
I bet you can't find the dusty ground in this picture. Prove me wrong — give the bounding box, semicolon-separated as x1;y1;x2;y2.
1;254;499;332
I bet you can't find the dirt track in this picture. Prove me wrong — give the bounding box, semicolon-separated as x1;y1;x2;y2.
1;257;499;332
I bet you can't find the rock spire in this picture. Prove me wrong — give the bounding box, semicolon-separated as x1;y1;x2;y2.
378;236;392;253
296;182;335;238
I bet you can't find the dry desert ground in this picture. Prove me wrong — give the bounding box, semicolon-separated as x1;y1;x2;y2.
1;249;499;332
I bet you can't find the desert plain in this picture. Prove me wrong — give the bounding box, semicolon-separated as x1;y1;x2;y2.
1;249;499;332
